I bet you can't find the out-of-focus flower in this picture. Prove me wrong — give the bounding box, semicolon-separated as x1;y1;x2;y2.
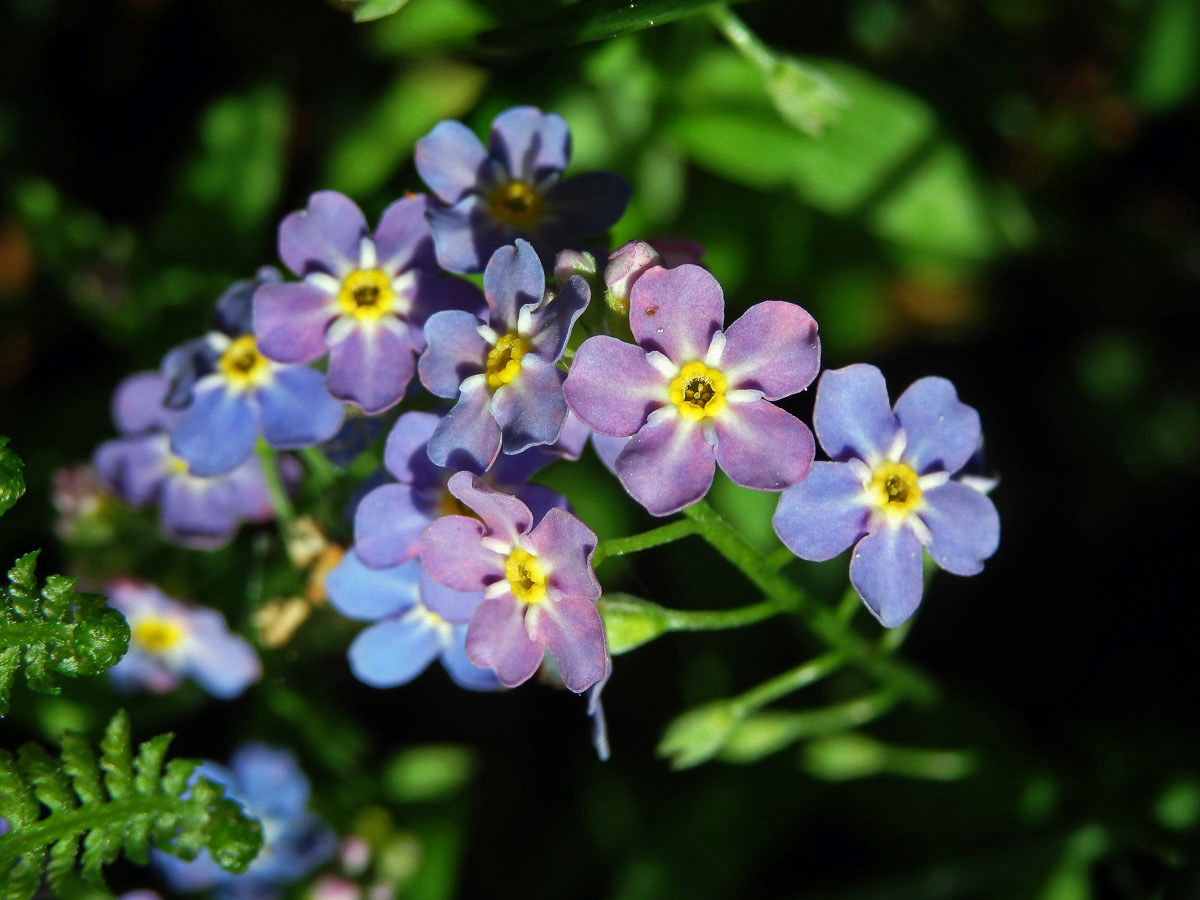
254;192;484;415
93;373;278;549
326;552;498;691
564;265;820;515
107;579;260;699
772;364;1000;626
415;106;630;273
420;472;606;692
418;240;588;472
51;463;115;542
154;744;336;899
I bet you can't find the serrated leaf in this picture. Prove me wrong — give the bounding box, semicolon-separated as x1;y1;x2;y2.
60;733;103;806
3;854;42;900
19;743;77;813
99;710;134;801
0;437;25;518
45;835;80;895
133;734;172;797
350;0;410;23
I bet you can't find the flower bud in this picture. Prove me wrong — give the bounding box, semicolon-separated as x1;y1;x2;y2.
553;248;597;287
604;240;661;315
597;594;671;655
657;701;743;770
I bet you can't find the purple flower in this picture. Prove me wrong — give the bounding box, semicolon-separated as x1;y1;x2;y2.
415;105;631;273
602;238;705;316
106;579;261;699
563;264;821;516
166;326;345;477
254;191;485;414
94;373;279;549
325;552;499;691
153;744;335;899
772;364;1001;627
420;472;607;692
351;410;570;572
418;240;589;472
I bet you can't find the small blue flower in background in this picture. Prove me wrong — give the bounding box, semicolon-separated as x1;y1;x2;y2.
325;552;499;691
153;744;335;899
93;372;280;549
415;105;631;273
772;364;1000;627
107;579;261;699
418;240;589;472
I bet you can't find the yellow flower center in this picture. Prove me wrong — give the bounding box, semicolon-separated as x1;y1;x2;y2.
218;335;271;389
505;548;546;604
485;333;529;390
166;454;189;476
487;182;544;228
669;361;727;421
437;488;476;520
867;462;922;518
132;618;185;654
337;269;396;322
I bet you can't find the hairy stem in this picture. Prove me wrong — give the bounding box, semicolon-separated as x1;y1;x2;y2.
593;519;698;566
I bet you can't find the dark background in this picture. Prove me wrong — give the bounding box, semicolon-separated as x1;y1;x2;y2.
2;0;1198;897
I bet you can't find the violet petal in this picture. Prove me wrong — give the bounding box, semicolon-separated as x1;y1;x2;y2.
720;301;821;400
849;525;925;627
629;264;724;363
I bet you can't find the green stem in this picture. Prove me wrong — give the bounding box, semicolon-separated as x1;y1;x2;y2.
682;501;937;704
762;545;795;573
0;796;177;866
255;441;295;528
298;446;339;490
661;598;784;633
593;519;697;566
708;4;775;72
731;652;845;716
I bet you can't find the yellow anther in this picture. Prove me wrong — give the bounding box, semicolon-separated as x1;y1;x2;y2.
485;333;529;390
867;462;922;518
219;335;271;389
166;454;190;476
505;548;546;604
337;269;396;322
132;618;185;654
487;182;544;228
668;361;727;421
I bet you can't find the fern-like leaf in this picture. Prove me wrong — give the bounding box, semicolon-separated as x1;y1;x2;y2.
0;437;24;518
0;709;263;899
0;551;131;716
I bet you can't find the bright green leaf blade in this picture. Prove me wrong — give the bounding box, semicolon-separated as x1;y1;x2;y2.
1132;0;1200;112
351;0;410;23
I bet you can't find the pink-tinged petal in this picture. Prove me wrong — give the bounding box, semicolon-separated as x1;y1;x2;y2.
526;595;607;693
527;507;600;602
382;411;441;484
406;272;487;354
326;322;415;415
373;194;436;274
564;336;667;436
772;462;871;561
629;264;724;363
326;551;420;621
415;120;489;204
893;376;982;475
420;514;505;593
488;107;570;182
112;372;174;434
917;482;999;576
253;281;336;364
419;566;484;624
720;301;821;400
615;415;715;517
353;483;431;569
426;376;502;473
591;432;628;476
651;237;705;267
491;355;568;453
445;471;533;543
465;595;544;687
278;191;369;277
483;239;545;333
417;310;488;399
714;398;814;491
813;364;901;464
849;525;924;628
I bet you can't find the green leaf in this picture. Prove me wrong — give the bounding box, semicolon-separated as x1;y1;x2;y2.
0;710;263;900
349;0;410;23
0;437;24;517
1132;0;1200;113
0;551;130;715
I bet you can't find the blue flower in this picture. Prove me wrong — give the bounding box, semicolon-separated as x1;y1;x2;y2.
325;552;499;691
153;744;335;899
772;364;1000;627
415;106;631;273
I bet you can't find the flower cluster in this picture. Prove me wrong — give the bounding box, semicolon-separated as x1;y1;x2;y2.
86;104;1000;762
